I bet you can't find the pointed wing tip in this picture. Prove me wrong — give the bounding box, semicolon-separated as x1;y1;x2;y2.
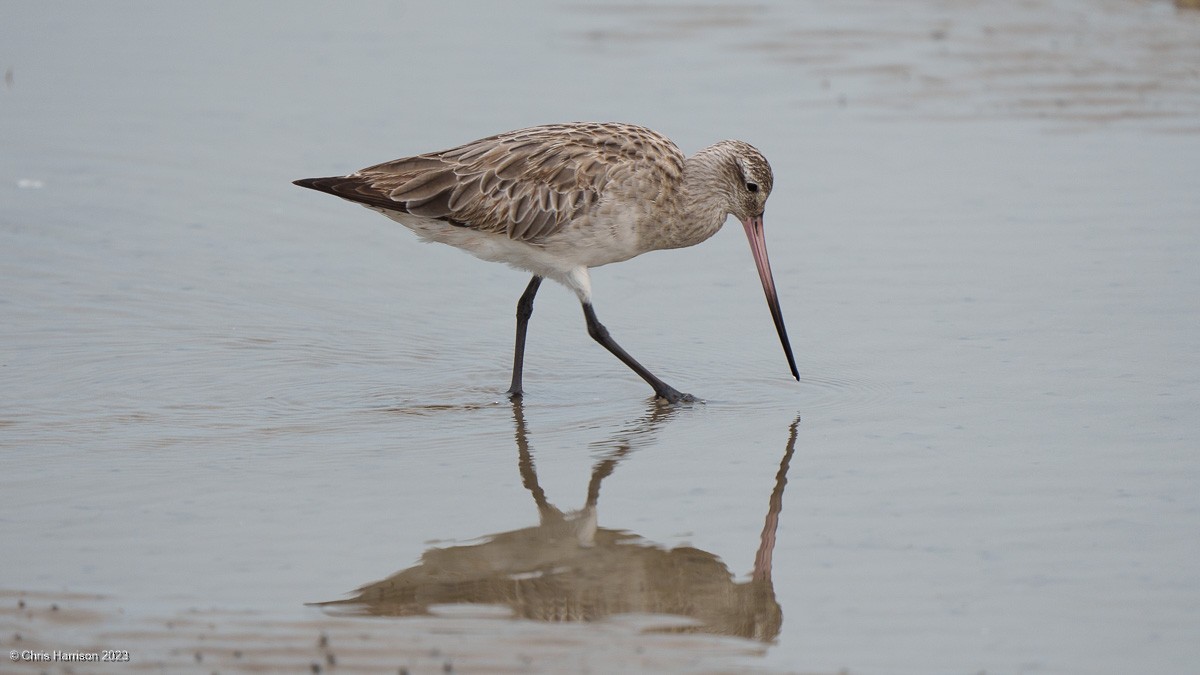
292;176;368;202
292;174;431;219
293;177;329;191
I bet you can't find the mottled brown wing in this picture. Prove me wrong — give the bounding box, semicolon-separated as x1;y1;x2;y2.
294;123;682;241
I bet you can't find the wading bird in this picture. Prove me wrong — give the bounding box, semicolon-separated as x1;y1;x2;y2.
294;122;797;403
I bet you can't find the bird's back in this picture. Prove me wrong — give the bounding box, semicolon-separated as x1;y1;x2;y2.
294;122;686;245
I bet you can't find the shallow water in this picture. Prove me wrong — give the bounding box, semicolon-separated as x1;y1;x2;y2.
3;1;1200;674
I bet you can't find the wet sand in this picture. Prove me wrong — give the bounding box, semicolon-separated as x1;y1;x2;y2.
1;591;778;674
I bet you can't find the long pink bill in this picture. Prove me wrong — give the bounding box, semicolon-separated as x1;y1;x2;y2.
741;215;800;381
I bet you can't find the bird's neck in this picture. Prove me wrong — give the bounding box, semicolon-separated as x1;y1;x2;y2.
645;146;732;251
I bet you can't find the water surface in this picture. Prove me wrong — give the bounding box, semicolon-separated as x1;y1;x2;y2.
3;1;1199;673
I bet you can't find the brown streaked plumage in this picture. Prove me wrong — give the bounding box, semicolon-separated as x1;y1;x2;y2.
294;122;798;403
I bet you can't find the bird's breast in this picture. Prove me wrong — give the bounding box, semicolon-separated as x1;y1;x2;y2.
541;211;646;269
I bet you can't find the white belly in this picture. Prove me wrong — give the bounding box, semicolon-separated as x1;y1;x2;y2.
372;207;643;280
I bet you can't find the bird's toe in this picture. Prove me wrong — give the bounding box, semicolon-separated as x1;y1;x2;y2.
657;388;700;404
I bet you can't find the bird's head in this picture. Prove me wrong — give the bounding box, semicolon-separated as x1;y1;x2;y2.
726;141;774;222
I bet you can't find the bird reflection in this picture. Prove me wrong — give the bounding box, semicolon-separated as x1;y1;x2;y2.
319;402;799;642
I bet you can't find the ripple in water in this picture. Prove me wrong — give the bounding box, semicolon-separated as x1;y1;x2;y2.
793;364;893;415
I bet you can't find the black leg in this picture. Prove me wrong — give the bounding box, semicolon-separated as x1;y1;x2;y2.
581;302;695;403
506;275;543;398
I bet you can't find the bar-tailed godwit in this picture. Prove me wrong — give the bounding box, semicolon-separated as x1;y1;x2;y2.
294;122;797;403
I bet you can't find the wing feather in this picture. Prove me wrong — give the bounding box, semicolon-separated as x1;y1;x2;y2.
293;123;684;242
388;168;458;202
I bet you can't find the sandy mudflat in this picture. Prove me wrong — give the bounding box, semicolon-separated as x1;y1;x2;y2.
2;591;796;675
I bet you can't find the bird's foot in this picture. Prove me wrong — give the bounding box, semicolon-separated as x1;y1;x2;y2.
655;387;699;404
506;388;524;400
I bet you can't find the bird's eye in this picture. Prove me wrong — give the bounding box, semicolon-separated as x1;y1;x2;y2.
746;182;759;193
